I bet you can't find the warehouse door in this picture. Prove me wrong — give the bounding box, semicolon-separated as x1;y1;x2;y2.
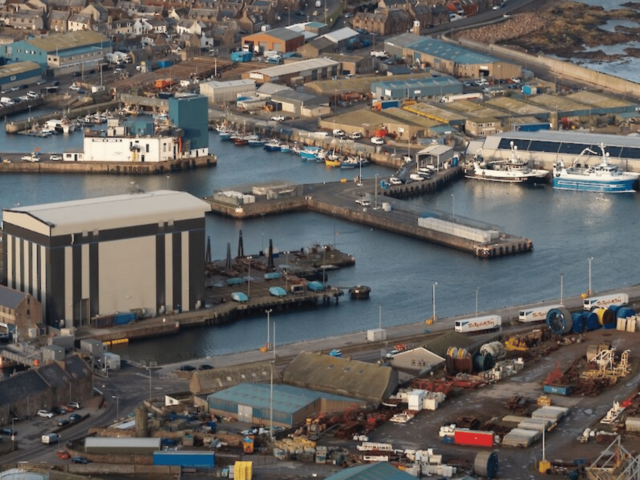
238;404;253;422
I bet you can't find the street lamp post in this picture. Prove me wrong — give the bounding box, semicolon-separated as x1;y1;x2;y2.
451;193;455;222
560;272;564;305
475;287;479;318
112;395;119;420
374;174;378;209
432;282;437;323
588;257;594;296
266;309;272;350
261;214;265;254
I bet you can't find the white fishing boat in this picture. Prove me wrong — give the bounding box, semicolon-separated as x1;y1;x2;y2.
467;143;548;184
553;143;639;193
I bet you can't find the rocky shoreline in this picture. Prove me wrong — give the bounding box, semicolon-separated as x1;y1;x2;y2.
456;0;640;63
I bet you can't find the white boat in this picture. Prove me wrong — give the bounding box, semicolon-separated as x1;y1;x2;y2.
279;143;291;153
467;144;548;184
553;143;639;193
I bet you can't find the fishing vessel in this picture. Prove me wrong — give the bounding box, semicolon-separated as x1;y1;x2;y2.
467;144;548;184
553;143;639;193
247;135;265;147
299;146;322;161
264;139;281;152
325;150;342;167
279;143;291;154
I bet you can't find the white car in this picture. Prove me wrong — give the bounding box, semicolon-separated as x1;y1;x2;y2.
371;137;385;145
21;155;39;162
37;410;54;418
271;115;285;122
49;155;62;161
27;91;38;99
69;84;80;91
333;129;346;138
355;199;371;207
389;177;403;185
350;132;362;140
36;79;47;85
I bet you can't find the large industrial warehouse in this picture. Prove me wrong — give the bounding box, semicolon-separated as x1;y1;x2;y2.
2;191;210;327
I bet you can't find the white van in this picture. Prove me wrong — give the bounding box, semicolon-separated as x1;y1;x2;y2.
518;304;562;323
42;433;59;444
1;97;14;105
315;0;322;7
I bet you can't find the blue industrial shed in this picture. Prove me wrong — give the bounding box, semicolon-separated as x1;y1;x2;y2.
370;76;462;101
324;462;418;480
169;94;209;156
207;383;365;428
0;61;41;89
153;451;215;468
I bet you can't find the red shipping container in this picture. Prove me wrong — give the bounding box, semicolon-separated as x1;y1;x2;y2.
454;430;494;447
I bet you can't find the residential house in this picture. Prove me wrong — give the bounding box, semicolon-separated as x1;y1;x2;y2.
245;0;277;26
408;3;433;32
459;0;479;16
187;8;219;25
116;0;141;17
3;11;45;30
0;286;42;336
378;0;412;11
352;11;389;36
176;18;203;35
431;4;452;25
238;9;266;34
133;17;152;35
48;0;88;14
208;22;238;46
145;16;167;34
386;9;413;35
111;18;134;34
68;13;93;31
48;9;70;32
135;5;164;18
80;3;109;23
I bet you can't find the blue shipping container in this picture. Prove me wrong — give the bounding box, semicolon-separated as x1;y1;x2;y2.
231;51;253;62
153;451;215;468
157;60;173;69
543;384;571;396
113;312;137;325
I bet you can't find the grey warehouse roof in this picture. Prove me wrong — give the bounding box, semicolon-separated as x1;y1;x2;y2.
208;383;363;414
254;27;303;42
250;58;339;77
85;437;161;448
386;33;499;65
325;463;419;480
3;191;210;237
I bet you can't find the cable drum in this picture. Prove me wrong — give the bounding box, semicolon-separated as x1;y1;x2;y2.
546;307;573;335
474;451;499;479
617;307;636;319
595;307;616;326
572;312;587;334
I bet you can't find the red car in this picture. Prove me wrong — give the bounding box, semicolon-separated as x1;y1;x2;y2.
56;450;70;459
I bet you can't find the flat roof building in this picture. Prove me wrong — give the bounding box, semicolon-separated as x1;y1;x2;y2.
243;58;340;86
3;191;210;327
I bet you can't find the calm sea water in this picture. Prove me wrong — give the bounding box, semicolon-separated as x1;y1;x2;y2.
0;115;639;364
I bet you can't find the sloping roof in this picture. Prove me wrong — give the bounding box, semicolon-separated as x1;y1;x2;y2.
386;33;499;65
250;58;339;77
325;462;418;480
3;190;210;237
190;361;280;394
322;27;357;43
249;27;302;42
36;362;70;388
0;370;49;405
0;285;28;309
64;355;92;380
207;383;364;414
25;31;109;53
282;352;397;404
256;82;292;96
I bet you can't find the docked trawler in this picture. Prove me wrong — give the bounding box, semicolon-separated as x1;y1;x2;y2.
466;144;548;184
553;143;639;193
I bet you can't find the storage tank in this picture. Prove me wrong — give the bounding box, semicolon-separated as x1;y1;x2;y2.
594;307;616;326
546;307;573;335
474;451;499;479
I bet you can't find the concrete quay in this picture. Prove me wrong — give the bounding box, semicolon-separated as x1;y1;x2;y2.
0;154;216;174
204;169;533;258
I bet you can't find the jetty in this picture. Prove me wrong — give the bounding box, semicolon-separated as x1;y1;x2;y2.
204;167;533;258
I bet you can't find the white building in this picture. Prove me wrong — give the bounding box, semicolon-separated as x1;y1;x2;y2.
2;191;210;327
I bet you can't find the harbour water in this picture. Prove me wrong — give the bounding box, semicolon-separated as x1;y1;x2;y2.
0;115;639;364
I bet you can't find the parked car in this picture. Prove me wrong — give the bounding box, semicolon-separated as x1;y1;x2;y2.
60;405;74;413
27;91;38;99
69;84;80;91
271;115;285;122
198;364;214;370
178;365;196;372
389;177;403;185
8;86;19;92
350;132;362;140
20;84;28;89
333;129;346;138
0;428;16;436
56;450;70;459
355;199;371;207
67;402;81;410
69;413;82;422
51;81;60;87
57;419;69;427
371;137;385;145
36;79;47;85
37;410;54;418
71;457;91;464
51;406;66;415
49;155;62;161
